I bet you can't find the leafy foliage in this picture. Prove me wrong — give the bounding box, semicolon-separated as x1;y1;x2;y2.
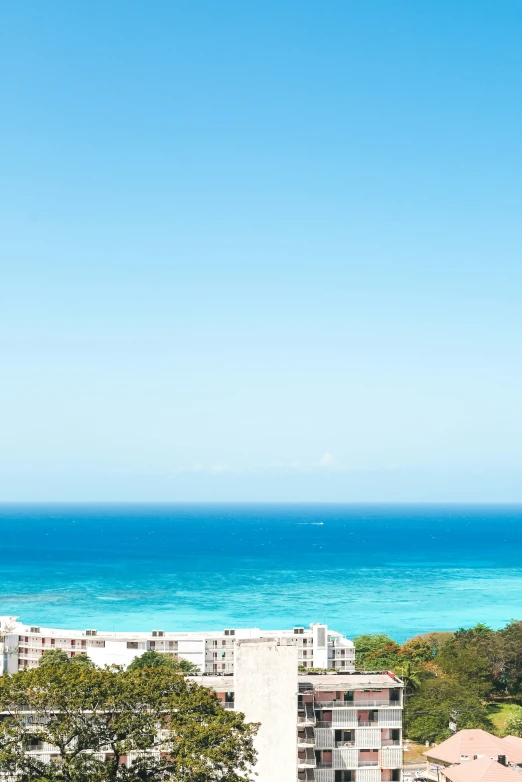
39;650;95;670
354;621;522;744
127;650;200;675
405;677;492;743
0;663;257;782
504;714;522;738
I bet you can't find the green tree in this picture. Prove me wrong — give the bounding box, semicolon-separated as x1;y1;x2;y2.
39;649;70;667
405;676;492;744
39;650;95;669
498;621;522;694
399;660;423;694
127;649;200;674
353;634;401;670
399;638;433;663
504;713;522;738
0;662;257;782
436;625;495;698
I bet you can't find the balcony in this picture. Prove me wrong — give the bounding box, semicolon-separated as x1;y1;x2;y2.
336;741;356;748
381;740;401;747
315;700;397;709
298;715;317;727
222;702;235;710
298;750;317;768
350;700;397;708
358;761;379;767
316;762;333;769
316;721;332;728
357;721;378;727
298;735;316;748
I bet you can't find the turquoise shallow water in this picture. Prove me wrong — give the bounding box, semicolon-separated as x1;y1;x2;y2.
0;503;521;642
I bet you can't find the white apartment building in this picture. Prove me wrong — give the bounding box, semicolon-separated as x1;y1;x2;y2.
0;616;355;675
0;626;402;782
188;645;405;782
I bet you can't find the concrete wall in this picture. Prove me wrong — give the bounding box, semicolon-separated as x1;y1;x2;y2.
312;623;328;669
234;639;297;782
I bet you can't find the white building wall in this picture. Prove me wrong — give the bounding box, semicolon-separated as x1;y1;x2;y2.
312;623;328;669
378;709;402;728
333;708;358;727
356;728;381;748
234;639;297;782
315;728;335;749
357;768;382;782
333;748;359;769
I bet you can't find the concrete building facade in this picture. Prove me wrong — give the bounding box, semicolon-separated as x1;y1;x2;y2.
0;616;355;674
197;664;404;782
0;618;403;782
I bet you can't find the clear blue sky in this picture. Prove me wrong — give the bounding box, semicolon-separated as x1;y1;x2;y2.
1;1;521;501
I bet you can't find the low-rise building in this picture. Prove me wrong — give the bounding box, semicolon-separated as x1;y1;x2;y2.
0;616;355;674
440;756;522;782
424;729;522;780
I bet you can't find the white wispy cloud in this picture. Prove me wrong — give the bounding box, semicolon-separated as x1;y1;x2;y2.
319;452;335;468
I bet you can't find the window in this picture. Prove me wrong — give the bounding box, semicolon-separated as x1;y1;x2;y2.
51;639;55;646
344;692;354;702
335;772;353;781
127;642;139;649
71;640;75;647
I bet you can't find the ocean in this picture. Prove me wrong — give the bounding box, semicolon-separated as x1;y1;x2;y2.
0;503;521;642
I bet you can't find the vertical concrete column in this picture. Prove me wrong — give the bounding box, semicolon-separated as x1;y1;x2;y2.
312;623;328;669
234;639;297;782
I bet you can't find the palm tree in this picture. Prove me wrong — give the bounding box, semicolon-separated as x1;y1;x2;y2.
400;660;422;696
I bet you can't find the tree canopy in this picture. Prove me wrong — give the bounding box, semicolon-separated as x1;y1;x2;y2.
127;650;200;675
0;662;257;782
352;620;522;744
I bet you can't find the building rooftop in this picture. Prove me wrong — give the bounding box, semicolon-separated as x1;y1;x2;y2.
191;676;234;689
298;672;403;689
425;730;522;766
0;617;352;644
442;757;521;782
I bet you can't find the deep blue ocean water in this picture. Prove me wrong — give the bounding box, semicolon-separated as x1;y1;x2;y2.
1;503;521;642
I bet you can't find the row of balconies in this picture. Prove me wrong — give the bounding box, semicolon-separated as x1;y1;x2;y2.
298;750;402;771
313;700;401;709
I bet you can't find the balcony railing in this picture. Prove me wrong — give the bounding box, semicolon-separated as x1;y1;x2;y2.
298;737;316;747
357;721;379;727
358;760;379;767
298;716;317;727
222;702;235;709
336;741;356;748
316;762;333;769
314;700;398;709
316;721;332;728
381;740;401;746
298;754;317;768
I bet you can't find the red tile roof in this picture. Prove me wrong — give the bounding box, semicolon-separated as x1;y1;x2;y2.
441;757;521;782
425;730;522;765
